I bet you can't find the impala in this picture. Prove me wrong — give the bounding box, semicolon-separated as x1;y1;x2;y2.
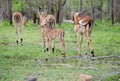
40;23;66;58
73;12;94;57
13;12;26;45
38;10;56;48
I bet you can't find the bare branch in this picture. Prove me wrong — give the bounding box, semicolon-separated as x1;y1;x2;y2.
90;55;120;60
40;64;72;68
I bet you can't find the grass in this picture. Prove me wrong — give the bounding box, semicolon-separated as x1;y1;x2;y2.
0;21;120;81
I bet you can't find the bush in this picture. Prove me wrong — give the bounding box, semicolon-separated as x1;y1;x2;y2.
102;74;120;81
1;21;10;27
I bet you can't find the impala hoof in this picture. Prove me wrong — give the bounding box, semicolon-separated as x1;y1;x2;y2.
62;53;66;58
16;40;18;45
45;58;48;61
52;48;55;53
21;44;23;46
46;48;49;52
91;51;94;57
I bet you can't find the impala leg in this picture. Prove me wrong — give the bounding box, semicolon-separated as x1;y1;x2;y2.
16;31;19;45
88;38;94;57
52;40;55;53
85;34;94;57
60;39;66;58
46;38;50;52
15;25;19;45
85;25;94;57
77;33;83;56
89;39;94;57
20;27;23;45
42;32;45;48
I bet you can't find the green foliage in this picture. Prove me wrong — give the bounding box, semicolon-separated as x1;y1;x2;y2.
1;21;10;27
12;1;27;12
101;74;120;81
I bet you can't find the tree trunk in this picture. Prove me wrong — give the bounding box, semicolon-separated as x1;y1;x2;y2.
33;11;37;24
0;0;12;25
111;0;114;24
56;0;66;25
80;0;82;11
8;0;12;25
91;0;95;20
26;0;31;20
107;0;110;21
0;0;4;22
114;0;120;23
99;0;103;21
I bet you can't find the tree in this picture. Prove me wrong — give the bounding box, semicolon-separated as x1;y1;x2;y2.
0;0;12;25
8;0;12;25
56;0;66;25
99;0;103;21
111;0;114;24
114;0;120;23
45;0;56;15
80;0;82;11
91;0;95;20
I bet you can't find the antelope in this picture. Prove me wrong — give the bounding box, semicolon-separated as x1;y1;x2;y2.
40;23;66;57
73;12;94;57
38;10;56;48
13;12;26;45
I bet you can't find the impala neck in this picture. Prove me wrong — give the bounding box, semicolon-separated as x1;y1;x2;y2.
74;15;80;25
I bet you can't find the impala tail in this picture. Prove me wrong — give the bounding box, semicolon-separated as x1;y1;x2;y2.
14;15;22;23
88;21;94;29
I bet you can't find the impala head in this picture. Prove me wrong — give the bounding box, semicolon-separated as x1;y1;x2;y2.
73;11;86;25
40;16;48;27
40;16;54;30
74;12;83;18
22;16;27;26
23;16;27;20
73;12;81;24
45;16;52;24
74;10;86;19
38;7;48;18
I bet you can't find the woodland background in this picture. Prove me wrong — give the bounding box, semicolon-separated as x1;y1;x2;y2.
0;0;120;25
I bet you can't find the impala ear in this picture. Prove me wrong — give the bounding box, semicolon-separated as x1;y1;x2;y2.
43;6;48;15
23;16;27;20
71;14;74;21
37;8;42;15
78;10;86;16
70;12;75;20
38;7;43;12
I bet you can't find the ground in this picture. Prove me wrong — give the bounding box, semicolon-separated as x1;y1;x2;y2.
0;21;120;81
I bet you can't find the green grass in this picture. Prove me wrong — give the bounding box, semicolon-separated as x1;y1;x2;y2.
0;21;120;81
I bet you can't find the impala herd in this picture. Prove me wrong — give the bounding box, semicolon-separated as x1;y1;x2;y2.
12;10;95;58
